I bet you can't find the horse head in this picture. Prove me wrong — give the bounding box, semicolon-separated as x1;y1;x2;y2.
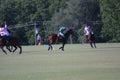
65;29;74;36
64;29;74;40
68;29;74;34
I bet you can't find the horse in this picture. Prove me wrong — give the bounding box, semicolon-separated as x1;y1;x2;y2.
0;36;22;54
48;29;74;51
87;33;96;48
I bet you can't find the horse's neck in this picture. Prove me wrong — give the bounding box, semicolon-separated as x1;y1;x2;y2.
65;31;71;39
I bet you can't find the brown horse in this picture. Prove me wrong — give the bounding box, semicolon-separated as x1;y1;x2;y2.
0;36;22;54
87;33;96;48
48;29;73;51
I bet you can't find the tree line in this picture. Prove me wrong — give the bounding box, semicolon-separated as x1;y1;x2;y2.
0;0;120;45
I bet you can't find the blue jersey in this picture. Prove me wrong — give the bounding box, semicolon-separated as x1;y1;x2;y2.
59;27;66;33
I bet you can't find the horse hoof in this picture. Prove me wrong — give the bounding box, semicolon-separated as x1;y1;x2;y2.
59;47;62;50
19;52;22;54
62;49;64;51
5;53;7;55
48;48;50;51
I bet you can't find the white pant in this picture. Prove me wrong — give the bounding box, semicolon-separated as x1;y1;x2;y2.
58;32;64;37
0;29;10;36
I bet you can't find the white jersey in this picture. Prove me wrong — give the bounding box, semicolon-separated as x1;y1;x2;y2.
37;34;41;41
0;27;10;36
84;26;90;36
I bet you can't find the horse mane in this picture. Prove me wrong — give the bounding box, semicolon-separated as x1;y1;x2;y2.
64;29;73;39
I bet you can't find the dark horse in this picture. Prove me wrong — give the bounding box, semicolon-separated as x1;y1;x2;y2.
0;36;22;54
48;29;73;51
87;33;96;48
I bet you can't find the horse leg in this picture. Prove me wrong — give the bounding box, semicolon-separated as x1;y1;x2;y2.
19;46;22;54
48;44;53;51
17;45;22;54
48;40;53;51
90;42;93;48
59;47;62;50
10;46;14;52
89;40;93;48
6;46;12;52
11;45;22;54
48;44;51;51
12;46;17;53
90;38;96;48
51;45;53;50
93;41;96;48
1;47;7;55
94;43;96;48
59;43;65;51
59;44;63;50
62;43;65;51
48;46;50;51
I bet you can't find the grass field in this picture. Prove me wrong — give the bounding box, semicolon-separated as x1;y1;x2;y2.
0;43;120;80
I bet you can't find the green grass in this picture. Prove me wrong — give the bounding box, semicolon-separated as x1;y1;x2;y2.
0;43;120;80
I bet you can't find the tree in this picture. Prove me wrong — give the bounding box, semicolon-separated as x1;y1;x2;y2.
0;0;70;45
0;0;103;44
50;0;101;43
99;0;120;42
